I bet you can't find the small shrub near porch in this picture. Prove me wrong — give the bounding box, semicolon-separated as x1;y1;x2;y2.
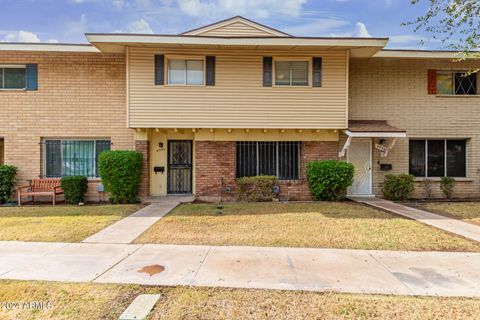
306;160;354;201
98;150;143;204
0;165;17;204
382;174;415;201
60;176;88;204
236;176;277;202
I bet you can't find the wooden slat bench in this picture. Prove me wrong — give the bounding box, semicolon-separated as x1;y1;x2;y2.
16;178;64;206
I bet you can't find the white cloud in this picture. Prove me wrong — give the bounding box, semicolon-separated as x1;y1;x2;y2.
66;14;88;35
1;31;41;43
353;22;370;37
283;18;349;36
124;19;154;33
46;39;60;43
177;0;307;19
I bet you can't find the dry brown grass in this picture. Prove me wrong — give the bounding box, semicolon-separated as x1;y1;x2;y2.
416;202;480;226
135;202;480;251
0;204;143;242
0;280;479;320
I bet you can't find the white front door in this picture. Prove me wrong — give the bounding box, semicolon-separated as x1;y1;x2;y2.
348;139;372;195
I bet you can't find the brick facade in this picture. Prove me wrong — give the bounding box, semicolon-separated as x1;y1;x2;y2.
0;51;135;201
349;58;480;198
195;141;236;202
195;140;338;202
135;140;150;198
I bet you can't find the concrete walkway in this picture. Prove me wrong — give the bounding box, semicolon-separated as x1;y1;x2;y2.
352;197;480;243
82;196;194;244
1;241;480;297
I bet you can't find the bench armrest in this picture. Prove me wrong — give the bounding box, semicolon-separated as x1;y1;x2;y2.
16;185;31;191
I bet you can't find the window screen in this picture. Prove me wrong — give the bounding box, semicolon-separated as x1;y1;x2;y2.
409;139;467;178
0;67;26;89
236;141;300;180
45;139;111;178
275;61;308;86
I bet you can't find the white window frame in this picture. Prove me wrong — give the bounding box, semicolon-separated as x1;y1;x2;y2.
166;56;205;86
0;64;27;90
436;70;478;96
273;57;311;87
42;138;111;179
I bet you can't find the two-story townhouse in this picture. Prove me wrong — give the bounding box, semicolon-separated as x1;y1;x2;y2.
0;16;479;201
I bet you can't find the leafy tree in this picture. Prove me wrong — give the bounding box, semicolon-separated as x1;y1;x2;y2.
407;0;480;60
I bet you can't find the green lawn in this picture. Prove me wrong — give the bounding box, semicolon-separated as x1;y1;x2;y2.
135;202;480;252
415;202;480;226
0;204;143;242
0;280;479;320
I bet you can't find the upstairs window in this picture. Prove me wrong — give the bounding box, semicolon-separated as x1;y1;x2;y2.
236;141;300;180
436;71;477;95
274;61;308;86
409;139;466;178
44;139;111;178
0;65;26;89
168;59;204;85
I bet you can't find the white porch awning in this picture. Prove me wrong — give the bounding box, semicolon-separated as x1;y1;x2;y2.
340;120;406;157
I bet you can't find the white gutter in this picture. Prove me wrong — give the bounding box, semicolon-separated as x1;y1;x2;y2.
0;43;100;53
86;34;389;48
374;50;471;59
344;130;407;138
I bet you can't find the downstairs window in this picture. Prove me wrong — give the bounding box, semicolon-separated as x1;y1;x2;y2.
44;139;111;178
236;141;300;180
409;139;466;178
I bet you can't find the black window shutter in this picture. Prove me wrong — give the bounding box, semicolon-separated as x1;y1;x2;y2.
26;64;38;90
154;54;164;85
206;56;215;86
312;57;322;87
263;57;272;87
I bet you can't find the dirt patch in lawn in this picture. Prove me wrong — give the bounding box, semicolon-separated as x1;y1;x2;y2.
0;204;144;242
1;280;479;320
135;202;480;252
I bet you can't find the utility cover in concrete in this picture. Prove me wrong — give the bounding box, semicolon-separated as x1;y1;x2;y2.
118;294;160;320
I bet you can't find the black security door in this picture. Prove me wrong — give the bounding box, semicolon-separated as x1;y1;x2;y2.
167;140;192;194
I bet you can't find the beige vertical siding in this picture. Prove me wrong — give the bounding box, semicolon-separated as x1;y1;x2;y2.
348;57;480;198
128;47;348;129
192;21;282;37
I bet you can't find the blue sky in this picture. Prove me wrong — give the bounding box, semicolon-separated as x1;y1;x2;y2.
0;0;440;49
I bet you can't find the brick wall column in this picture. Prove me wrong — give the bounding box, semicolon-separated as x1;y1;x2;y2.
135;140;150;198
195;141;235;202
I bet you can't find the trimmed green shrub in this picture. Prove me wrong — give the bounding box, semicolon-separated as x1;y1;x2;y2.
60;176;88;204
98;150;143;204
236;176;277;202
306;160;354;201
440;176;455;200
0;165;17;204
382;174;415;201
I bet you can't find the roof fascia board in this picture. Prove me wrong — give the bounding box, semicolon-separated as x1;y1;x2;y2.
0;43;100;53
373;50;474;59
86;34;388;48
345;130;407;138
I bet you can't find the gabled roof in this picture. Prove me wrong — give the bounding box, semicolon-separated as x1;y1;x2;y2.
181;16;291;37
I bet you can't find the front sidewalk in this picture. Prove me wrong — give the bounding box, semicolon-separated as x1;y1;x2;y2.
82;196;194;244
1;241;480;297
352;197;480;242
